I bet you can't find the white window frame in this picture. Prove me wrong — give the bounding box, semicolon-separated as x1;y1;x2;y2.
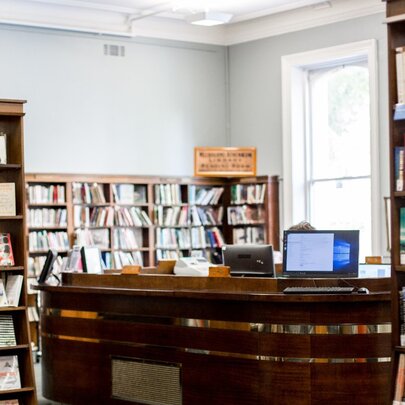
281;39;380;254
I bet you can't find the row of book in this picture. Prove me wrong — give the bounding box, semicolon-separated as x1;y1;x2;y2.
154;205;223;227
113;228;142;250
156;249;184;260
74;228;110;250
112;184;147;204
28;230;69;252
27;208;67;228
233;227;265;245
400;287;405;346
27;184;65;204
74;206;152;228
154;184;182;205
28;254;64;278
395;146;405;192
72;182;106;204
230;184;266;204
401;208;405;265
395;47;405;121
155;226;224;249
0;275;23;307
103;251;143;269
227;205;265;225
188;185;224;205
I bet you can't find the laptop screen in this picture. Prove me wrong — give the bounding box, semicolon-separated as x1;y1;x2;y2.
222;244;274;277
282;230;359;277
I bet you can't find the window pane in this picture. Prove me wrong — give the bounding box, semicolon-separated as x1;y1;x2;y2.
310;178;371;261
310;65;370;180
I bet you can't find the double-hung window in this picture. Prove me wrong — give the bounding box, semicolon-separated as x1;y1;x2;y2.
282;40;379;260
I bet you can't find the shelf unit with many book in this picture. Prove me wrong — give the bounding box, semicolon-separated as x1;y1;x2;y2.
26;174;280;268
386;1;405;403
0;100;37;404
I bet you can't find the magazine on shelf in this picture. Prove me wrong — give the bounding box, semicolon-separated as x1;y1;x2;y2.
0;233;14;266
5;275;23;307
0;355;21;390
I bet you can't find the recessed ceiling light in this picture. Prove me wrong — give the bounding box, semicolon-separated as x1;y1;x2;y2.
186;11;233;27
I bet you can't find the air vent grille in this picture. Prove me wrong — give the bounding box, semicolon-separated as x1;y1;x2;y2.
112;357;182;404
103;44;125;57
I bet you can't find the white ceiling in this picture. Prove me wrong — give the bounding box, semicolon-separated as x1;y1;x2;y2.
0;0;385;45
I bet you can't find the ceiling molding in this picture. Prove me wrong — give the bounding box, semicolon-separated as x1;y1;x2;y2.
224;0;385;46
0;0;386;46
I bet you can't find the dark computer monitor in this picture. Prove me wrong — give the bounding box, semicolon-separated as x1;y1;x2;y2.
37;249;58;284
282;230;359;278
222;244;275;277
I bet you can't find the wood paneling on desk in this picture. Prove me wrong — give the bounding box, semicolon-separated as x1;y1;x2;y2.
38;275;391;405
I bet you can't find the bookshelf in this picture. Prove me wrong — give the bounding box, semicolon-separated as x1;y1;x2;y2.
26;174;280;267
0;100;37;404
386;1;405;402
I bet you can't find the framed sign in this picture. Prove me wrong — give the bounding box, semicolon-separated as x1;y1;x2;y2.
194;147;256;177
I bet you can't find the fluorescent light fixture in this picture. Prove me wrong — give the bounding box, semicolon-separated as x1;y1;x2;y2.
186;11;233;26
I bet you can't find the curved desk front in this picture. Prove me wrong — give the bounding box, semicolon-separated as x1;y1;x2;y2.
38;274;391;405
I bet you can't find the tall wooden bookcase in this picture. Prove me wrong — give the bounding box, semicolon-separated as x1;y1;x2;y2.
0;100;37;404
386;0;405;401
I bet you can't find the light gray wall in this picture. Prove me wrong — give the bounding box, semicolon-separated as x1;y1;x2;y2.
228;13;389;256
0;26;228;175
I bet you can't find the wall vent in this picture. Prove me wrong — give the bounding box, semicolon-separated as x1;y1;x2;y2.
104;44;125;57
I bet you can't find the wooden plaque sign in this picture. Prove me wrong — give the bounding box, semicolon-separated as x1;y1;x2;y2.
194;147;256;177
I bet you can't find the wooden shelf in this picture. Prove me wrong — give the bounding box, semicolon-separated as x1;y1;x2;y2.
0;215;23;220
0;387;35;395
0;266;24;271
28;225;68;230
0;344;30;352
28;202;67;207
0;164;22;170
0;306;26;313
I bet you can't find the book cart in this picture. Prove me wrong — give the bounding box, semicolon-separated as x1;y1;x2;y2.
0;100;37;404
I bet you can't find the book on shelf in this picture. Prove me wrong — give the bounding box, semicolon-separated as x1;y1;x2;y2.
28;254;63;278
0;315;16;347
0;355;21;391
230;184;266;204
0;132;7;165
233;227;265;245
397;47;405;105
5;275;23;307
0;234;14;266
27;306;39;323
28;184;65;204
28;208;67;227
0;183;15;217
401;208;405;265
0;279;8;307
156;249;183;261
74;206;114;227
396;147;405;192
155;184;182;205
114;206;151;227
227;205;265;225
74;228;110;250
188;186;224;205
29;230;69;252
394;353;405;405
111;250;143;269
72;182;106;204
113;228;142;250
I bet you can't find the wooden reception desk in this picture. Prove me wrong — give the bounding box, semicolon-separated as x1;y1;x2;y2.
38;274;391;405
